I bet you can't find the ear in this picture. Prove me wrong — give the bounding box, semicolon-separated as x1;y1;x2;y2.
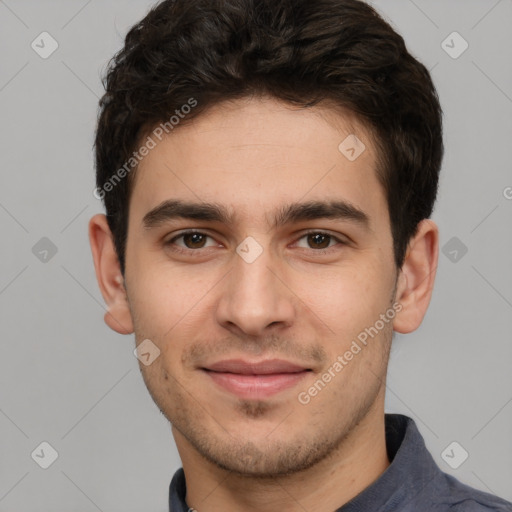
393;219;439;334
88;214;134;335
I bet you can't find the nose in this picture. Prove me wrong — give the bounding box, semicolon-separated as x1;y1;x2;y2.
215;243;296;337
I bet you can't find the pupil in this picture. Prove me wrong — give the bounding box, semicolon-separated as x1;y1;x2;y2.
309;233;330;249
185;233;205;248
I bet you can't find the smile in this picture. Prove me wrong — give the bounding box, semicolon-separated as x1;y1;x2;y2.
201;359;312;399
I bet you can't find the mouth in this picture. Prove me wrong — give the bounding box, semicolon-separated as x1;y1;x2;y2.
201;359;312;399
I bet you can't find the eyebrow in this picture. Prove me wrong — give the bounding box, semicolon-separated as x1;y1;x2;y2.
272;200;370;230
143;200;234;228
142;199;371;231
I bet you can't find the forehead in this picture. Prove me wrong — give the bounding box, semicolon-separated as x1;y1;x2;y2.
130;96;387;227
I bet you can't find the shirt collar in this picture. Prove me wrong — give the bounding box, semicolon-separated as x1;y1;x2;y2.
337;413;440;511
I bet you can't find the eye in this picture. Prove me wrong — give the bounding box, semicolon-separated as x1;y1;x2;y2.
295;232;345;250
165;231;218;251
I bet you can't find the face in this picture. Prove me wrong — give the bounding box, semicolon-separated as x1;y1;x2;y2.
117;97;401;476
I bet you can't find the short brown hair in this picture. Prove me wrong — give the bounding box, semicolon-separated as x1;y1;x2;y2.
94;0;443;274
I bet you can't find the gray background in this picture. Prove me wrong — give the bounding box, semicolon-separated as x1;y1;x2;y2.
0;0;511;510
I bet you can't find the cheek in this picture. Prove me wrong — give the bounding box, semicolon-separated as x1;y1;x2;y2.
290;258;389;318
130;265;205;324
287;263;394;369
128;266;221;373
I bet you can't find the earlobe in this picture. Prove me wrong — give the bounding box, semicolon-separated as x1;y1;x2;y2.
393;219;439;334
88;214;134;335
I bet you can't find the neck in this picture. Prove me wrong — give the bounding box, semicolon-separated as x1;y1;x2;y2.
174;408;389;512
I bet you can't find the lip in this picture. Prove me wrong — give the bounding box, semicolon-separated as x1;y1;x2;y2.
205;358;309;374
202;359;311;399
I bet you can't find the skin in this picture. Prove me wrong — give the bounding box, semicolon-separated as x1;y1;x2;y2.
89;96;438;512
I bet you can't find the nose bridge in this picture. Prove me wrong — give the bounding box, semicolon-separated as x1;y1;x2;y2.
234;245;275;297
215;238;295;335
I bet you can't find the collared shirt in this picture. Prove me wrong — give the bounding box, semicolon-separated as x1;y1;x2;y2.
168;413;512;511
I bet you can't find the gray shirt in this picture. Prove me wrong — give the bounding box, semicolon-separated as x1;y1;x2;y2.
168;413;512;511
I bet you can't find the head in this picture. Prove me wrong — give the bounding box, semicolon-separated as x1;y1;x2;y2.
90;0;442;477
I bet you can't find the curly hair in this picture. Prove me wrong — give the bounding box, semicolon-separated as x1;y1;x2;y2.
94;0;443;275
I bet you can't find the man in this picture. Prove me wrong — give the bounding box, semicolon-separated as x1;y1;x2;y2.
88;0;512;510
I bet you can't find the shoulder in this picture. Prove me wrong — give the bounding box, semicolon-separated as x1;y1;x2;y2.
430;473;512;512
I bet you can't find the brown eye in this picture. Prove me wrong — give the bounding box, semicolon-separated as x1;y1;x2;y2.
294;231;346;252
306;233;332;249
166;231;217;251
182;233;208;249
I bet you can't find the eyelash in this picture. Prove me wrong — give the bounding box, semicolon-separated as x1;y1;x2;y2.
164;230;347;256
